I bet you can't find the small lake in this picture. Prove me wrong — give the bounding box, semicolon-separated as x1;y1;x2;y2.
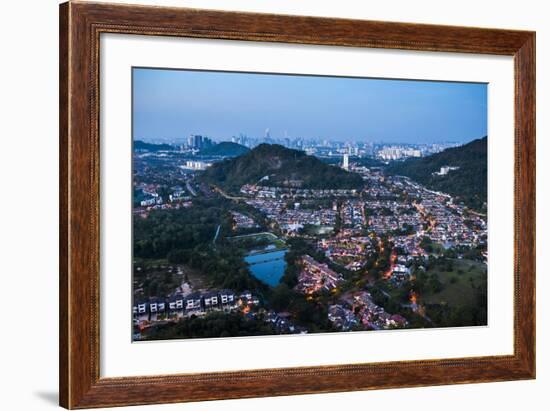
245;249;287;287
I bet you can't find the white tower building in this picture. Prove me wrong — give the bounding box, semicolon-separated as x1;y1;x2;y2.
342;153;350;170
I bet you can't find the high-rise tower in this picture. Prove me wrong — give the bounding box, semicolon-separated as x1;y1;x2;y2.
343;152;350;170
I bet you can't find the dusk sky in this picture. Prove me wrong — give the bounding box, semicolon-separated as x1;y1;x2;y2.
133;67;487;144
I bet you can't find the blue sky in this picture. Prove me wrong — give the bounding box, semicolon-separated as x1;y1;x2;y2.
133;67;487;144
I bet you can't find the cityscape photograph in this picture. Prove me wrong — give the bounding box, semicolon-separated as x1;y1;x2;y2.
132;67;488;341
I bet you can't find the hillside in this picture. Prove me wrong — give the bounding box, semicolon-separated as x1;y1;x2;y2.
199;142;250;157
201;144;364;193
385;137;487;211
134;140;175;151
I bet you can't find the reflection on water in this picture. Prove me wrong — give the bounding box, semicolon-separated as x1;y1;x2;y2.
245;249;287;287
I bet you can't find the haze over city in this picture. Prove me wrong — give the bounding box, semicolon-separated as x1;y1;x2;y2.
133;67;487;145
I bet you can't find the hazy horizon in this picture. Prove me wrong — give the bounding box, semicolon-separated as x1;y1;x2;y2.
133;67;487;145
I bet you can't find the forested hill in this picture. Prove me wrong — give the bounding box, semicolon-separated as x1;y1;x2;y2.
385;137;487;211
134;140;175;151
199;142;250;157
201;144;364;193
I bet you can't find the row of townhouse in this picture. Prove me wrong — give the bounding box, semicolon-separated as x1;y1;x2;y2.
296;255;344;294
133;290;258;316
240;184;359;199
328;304;358;331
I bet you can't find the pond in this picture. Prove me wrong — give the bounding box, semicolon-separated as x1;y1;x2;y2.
244;249;287;287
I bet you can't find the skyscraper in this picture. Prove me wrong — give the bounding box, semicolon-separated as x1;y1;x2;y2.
187;134;213;150
343;153;349;170
188;134;203;149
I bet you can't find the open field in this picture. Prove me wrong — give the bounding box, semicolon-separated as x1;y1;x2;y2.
228;232;287;254
421;258;486;308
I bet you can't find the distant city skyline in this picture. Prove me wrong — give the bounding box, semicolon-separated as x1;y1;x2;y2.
133;67;487;144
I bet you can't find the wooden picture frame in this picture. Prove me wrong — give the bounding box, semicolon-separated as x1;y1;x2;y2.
59;1;535;408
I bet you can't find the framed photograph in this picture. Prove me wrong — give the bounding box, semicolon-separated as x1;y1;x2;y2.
59;1;535;408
